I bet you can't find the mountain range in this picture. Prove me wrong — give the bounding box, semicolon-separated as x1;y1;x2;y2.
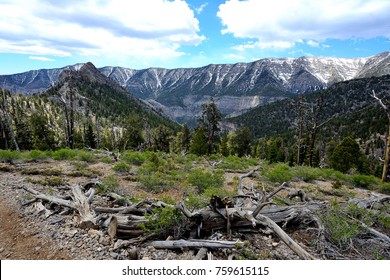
1;51;389;123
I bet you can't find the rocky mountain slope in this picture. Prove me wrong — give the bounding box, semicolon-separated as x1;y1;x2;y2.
1;51;389;123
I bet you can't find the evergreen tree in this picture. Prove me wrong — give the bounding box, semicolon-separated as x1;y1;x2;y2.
329;136;370;174
189;127;208;155
85;121;96;149
122;115;144;150
267;137;285;163
219;132;229;156
198;97;221;154
150;124;172;152
233;127;252;157
178;124;191;153
30;111;56;150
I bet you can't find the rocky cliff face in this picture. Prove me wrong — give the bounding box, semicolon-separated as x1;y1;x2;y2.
1;52;389;123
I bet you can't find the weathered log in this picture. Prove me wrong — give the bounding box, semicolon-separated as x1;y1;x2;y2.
70;184;97;229
33;201;53;218
22;186;76;210
108;216;118;239
94;206;145;215
106;192;128;206
150;239;244;249
249;213;316;260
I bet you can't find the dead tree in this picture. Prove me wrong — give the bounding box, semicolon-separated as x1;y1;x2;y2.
370;90;390;182
0;88;19;151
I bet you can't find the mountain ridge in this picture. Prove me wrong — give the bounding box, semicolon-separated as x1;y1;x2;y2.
1;51;389;123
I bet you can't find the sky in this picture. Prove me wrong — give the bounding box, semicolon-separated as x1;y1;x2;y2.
0;0;389;74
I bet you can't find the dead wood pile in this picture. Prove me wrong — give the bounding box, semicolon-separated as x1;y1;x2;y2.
21;167;390;260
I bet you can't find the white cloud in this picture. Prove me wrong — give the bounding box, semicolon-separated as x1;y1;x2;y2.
195;3;208;14
28;56;55;61
307;40;320;48
218;0;390;50
0;0;205;62
226;53;245;60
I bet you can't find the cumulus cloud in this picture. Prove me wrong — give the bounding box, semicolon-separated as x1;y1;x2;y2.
218;0;390;50
0;0;205;61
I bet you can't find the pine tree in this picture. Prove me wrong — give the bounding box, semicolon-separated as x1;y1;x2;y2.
329;136;370;174
198;97;221;154
189;127;208;155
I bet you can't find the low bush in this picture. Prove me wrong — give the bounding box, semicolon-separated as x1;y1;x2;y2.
0;150;21;163
76;150;96;162
262;163;293;183
113;162;132;173
350;174;379;189
98;175;120;193
122;151;151;166
27;150;49;162
292;166;321;182
187;168;224;193
52;149;77;161
319;202;362;247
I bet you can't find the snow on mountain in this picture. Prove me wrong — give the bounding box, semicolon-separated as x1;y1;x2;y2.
0;51;389;123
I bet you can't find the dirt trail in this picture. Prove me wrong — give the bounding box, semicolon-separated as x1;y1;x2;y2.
0;189;70;260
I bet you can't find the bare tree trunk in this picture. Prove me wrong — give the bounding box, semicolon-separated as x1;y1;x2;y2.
1;89;19;151
381;121;390;182
0;113;8;149
370;90;390;182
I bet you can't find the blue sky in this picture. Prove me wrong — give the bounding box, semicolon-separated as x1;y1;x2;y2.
0;0;389;74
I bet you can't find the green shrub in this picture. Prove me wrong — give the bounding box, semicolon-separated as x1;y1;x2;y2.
186;186;231;209
27;150;49;162
76;150;95;162
220;156;249;170
113;162;132;173
351;174;378;189
141;206;184;238
122;151;151;165
262;163;293;183
98;175;120;193
52;149;77;160
320;202;362;247
101;156;115;164
292;166;321;182
187;168;224;193
379;183;390;195
0;150;21;163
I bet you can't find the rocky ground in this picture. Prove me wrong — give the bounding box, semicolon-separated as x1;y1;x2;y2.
0;158;388;260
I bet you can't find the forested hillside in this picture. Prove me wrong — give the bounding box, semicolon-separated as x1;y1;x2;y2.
0;63;179;152
227;75;390;173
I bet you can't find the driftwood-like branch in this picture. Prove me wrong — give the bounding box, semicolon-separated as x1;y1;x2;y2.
253;213;316;260
22;186;76;210
150;239;244;250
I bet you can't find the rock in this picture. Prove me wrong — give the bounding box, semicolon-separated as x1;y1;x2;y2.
110;252;119;259
128;247;138;260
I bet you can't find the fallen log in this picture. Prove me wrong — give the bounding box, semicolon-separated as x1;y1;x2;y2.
150;239;244;250
22;186;76;210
